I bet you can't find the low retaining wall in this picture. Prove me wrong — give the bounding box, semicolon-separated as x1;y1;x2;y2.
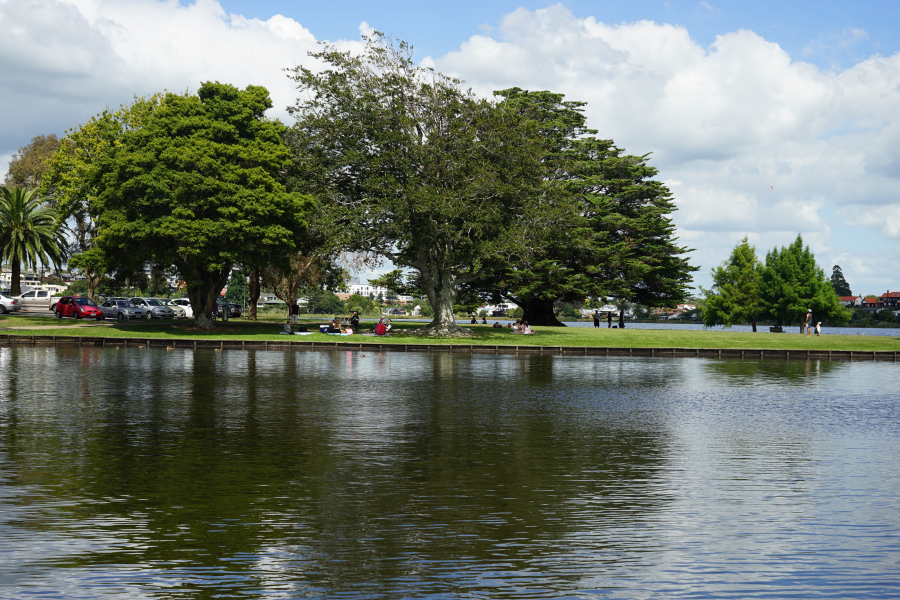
0;333;897;361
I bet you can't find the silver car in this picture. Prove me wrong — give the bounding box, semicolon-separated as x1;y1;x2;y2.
100;299;148;320
130;297;176;319
157;298;186;318
0;292;20;314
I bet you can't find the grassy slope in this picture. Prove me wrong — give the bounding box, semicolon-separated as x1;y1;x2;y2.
1;316;898;351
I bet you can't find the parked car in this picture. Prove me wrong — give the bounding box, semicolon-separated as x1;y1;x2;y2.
130;297;176;319
171;298;194;318
13;289;55;311
55;296;103;320
217;299;242;318
157;299;186;318
99;299;148;320
0;292;20;314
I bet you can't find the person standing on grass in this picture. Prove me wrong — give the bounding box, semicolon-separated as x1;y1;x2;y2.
815;322;822;336
593;311;600;328
805;309;812;337
607;312;613;328
349;310;360;333
290;300;300;324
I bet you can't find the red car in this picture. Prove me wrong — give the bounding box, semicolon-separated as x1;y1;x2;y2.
55;296;104;320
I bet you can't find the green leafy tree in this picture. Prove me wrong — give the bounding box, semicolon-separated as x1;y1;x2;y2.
759;235;850;330
0;188;65;295
261;254;330;316
286;35;544;336
344;293;379;316
225;269;249;305
830;265;852;296
41;98;161;300
5;134;63;189
302;287;344;315
701;236;764;332
468;89;696;326
93;82;311;328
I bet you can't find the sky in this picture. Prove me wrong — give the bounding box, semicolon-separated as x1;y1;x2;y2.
2;0;899;296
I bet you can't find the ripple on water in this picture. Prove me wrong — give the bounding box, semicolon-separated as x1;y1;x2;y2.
0;347;898;598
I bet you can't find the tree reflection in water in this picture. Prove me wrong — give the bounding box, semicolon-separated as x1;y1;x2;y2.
0;347;898;598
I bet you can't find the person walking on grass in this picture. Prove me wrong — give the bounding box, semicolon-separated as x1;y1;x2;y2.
815;322;822;336
805;309;812;337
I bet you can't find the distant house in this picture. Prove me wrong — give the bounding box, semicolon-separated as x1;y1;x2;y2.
880;291;900;307
839;295;862;307
861;297;885;311
386;307;408;316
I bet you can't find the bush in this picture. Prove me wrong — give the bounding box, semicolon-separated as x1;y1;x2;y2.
507;307;523;318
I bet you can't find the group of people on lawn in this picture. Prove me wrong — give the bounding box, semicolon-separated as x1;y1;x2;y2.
327;311;392;335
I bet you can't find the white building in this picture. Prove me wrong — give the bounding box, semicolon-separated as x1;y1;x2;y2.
346;284;413;303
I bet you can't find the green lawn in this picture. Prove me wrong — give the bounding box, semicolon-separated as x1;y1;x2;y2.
1;316;898;351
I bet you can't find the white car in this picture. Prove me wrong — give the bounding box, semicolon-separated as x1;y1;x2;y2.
14;289;54;311
171;298;194;318
0;292;20;314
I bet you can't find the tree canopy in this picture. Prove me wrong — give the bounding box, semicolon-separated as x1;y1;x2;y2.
93;82;311;328
5;134;63;190
701;236;764;331
759;235;849;329
466;89;696;326
830;265;852;296
286;35;545;336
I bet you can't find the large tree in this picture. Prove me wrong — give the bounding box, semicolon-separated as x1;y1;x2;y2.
830;264;852;296
5;134;63;190
701;236;764;332
286;35;544;336
759;235;849;330
465;90;695;326
0;188;65;295
94;82;311;328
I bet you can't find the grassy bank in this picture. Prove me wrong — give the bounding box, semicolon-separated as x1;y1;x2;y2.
1;316;898;352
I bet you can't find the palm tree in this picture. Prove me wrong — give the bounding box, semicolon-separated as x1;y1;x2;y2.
0;187;65;296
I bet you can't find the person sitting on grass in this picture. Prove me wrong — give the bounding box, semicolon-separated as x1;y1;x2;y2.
328;317;341;334
492;321;503;328
385;318;393;332
522;321;532;334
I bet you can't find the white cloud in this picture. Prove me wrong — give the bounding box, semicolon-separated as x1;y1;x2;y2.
428;4;900;292
2;0;898;293
0;0;362;160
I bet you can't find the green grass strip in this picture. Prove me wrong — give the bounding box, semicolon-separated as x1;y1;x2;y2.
1;317;897;352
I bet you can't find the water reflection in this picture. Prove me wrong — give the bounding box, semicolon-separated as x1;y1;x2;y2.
0;347;898;598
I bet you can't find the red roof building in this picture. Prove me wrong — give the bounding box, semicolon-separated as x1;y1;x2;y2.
880;291;900;307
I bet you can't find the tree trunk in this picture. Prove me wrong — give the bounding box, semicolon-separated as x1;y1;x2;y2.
10;258;21;296
182;263;232;330
87;271;100;302
248;267;260;321
516;297;566;326
417;266;471;337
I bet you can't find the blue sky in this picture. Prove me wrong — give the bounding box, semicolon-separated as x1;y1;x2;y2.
218;0;900;69
1;0;899;295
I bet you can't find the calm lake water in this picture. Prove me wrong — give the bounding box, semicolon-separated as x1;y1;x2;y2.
1;346;899;599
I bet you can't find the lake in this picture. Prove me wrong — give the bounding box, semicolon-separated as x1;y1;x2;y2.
1;346;898;598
